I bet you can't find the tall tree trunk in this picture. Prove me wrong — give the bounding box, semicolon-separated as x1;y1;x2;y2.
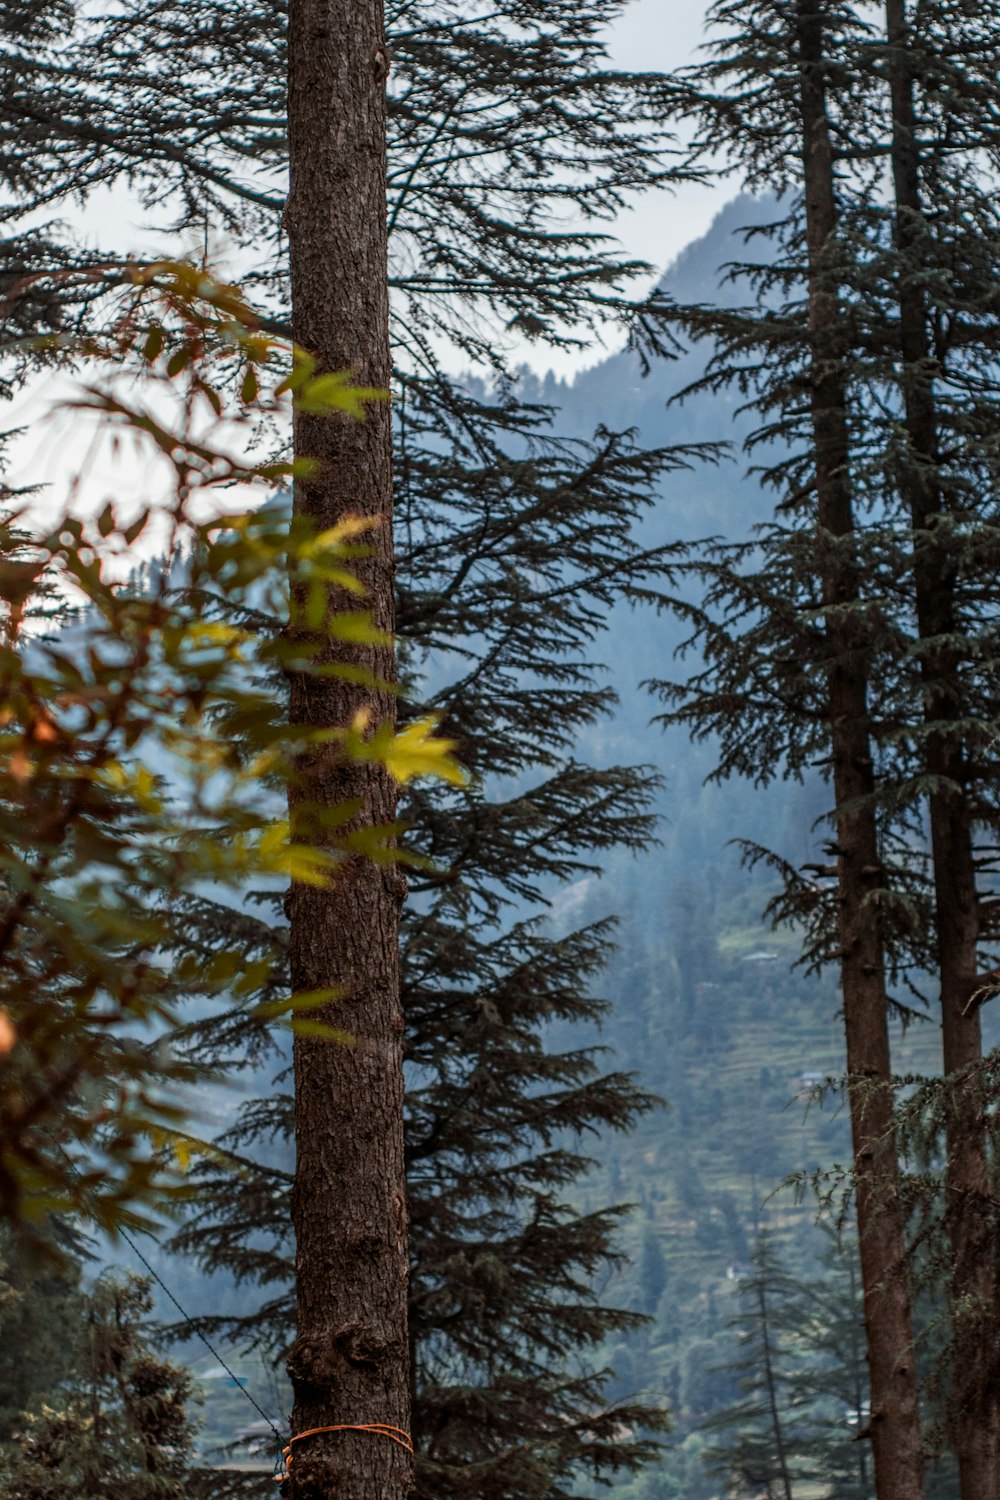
284;5;411;1500
796;6;924;1496
883;4;997;1491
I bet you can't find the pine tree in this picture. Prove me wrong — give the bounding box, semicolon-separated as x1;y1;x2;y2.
705;1225;875;1500
637;1226;669;1316
784;1225;873;1500
0;6;699;1497
793;11;922;1487
667;878;717;1025
0;1226;82;1441
653;2;1000;1491
0;1250;197;1500
850;3;1000;1486
650;5;924;1492
702;1233;799;1500
281;3;410;1498
173;428;686;1500
758;1;1000;1481
0;0;685;361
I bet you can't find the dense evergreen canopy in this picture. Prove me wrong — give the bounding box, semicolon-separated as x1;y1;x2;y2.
0;3;705;1497
649;1;1000;1491
6;1;1000;1496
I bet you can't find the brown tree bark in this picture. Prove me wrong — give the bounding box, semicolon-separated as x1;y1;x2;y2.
796;6;924;1496
883;4;998;1491
284;4;411;1500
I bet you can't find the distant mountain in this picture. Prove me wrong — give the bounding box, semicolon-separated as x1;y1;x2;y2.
507;196;808;932
114;197;974;1498
523;196;999;1500
521;193;780;517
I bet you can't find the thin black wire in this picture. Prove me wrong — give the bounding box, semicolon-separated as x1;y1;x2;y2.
117;1221;286;1445
51;1140;286;1454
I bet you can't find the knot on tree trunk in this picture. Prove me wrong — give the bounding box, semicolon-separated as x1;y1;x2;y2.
382;863;408;907
288;1323;402;1389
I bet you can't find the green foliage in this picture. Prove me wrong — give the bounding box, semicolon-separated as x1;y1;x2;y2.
0;6;710;1499
0;262;461;1236
162;389;701;1496
0;1227;82;1440
0;0;690;364
552;845;970;1499
0;1248;197;1500
646;2;1000;1465
649;0;1000;992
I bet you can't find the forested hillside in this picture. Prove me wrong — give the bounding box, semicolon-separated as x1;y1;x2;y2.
516;197;1000;1498
101;199;994;1497
527;199;999;1497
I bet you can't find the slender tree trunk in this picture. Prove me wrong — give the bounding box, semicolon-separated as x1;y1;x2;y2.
755;1272;794;1500
284;5;411;1500
847;1256;871;1498
796;6;924;1496
883;4;997;1491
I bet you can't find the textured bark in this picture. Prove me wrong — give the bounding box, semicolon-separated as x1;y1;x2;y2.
284;4;411;1500
796;6;924;1497
883;4;997;1491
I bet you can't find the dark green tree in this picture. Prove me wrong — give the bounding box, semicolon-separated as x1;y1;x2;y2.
649;5;924;1492
783;1225;873;1500
652;1;1000;1492
848;3;1000;1486
704;1226;875;1500
0;5;704;1499
281;3;411;1497
0;1256;197;1500
637;1226;669;1316
174;432;688;1500
667;878;717;1027
702;1233;799;1500
0;1228;81;1441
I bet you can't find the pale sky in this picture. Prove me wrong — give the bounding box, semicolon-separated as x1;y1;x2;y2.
606;0;721;278
7;0;722;517
509;0;725;377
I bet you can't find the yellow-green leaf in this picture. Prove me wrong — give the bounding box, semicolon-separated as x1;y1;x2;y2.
381;716;467;786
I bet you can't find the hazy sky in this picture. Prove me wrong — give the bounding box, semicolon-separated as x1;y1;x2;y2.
533;0;726;376
79;0;726;369
608;0;723;275
10;0;724;512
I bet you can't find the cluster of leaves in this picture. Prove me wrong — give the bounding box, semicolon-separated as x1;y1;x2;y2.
0;260;461;1236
